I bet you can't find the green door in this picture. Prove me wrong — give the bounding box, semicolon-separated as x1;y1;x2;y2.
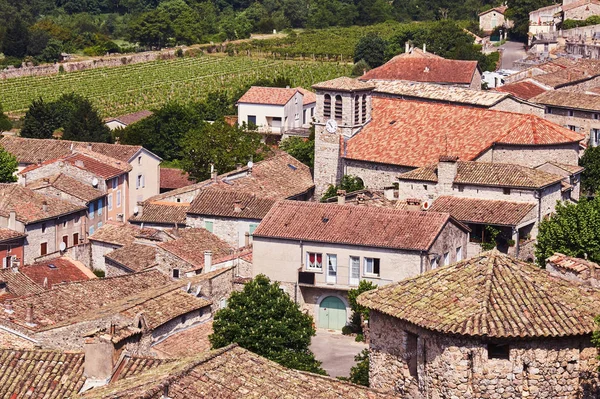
318;296;347;330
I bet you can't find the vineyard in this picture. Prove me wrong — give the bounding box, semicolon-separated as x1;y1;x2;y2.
0;55;351;117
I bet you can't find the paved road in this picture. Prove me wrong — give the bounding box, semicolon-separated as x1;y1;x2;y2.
498;41;527;70
310;329;368;378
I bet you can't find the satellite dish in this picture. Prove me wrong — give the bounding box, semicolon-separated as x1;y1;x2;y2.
247;161;253;169
59;242;66;252
133;206;139;215
91;177;99;187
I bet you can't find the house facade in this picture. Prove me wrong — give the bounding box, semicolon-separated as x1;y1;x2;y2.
358;251;600;399
253;201;469;330
479;6;512;35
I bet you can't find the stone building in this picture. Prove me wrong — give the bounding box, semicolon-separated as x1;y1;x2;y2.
104;109;153;130
546;252;600;287
358;251;600;399
311;76;583;196
529;4;562;43
563;0;600;22
252;200;469;330
0;184;87;265
479;6;512;35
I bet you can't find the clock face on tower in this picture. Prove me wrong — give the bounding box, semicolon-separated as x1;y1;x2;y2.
325;119;338;133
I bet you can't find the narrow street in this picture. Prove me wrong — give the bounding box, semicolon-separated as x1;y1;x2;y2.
498;41;527;69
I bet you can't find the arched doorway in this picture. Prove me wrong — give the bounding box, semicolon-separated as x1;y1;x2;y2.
318;296;347;330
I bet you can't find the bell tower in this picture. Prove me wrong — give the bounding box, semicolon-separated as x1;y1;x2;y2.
312;77;375;198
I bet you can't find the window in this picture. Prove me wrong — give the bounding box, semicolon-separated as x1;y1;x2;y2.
546;107;553;114
458;185;464;192
443;252;450;266
430;257;438;270
423;185;428;190
324;94;331;118
594;113;600;120
172;269;180;279
568;110;574;117
40;242;47;256
503;188;511;195
136;174;144;189
568;125;579;132
73;233;79;245
116;190;122;207
138;156;142;165
592;128;600;146
362;94;367;121
205;220;214;233
112;178;118;190
62;235;68;248
334;95;342;120
307;252;323;270
294;113;299;121
456;246;463;262
247;115;256;125
63;220;67;228
107;193;113;211
97;222;102;229
354;95;360;124
326;254;337;283
74;215;80;225
349;256;360;285
89;202;95;218
249;223;258;236
487;343;509;360
406;332;418;379
90;225;96;235
41;223;46;233
364;257;380;276
97;199;102;216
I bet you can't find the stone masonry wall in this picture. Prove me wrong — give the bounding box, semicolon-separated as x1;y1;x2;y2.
186;214;257;248
476;143;580;168
344;159;412;190
369;311;600;399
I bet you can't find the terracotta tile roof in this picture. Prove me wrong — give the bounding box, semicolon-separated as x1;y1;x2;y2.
563;0;600;11
312;77;376;92
374;80;514;107
80;345;397;399
344;97;583;168
538;161;585;175
157;228;233;268
297;87;317;104
187;189;276;219
27;173;105;203
0;270;171;331
254;200;467;251
89;222;159;246
529;61;600;89
547;253;600;273
358;251;600;338
398;160;564;189
112;354;174;382
147;151;314;202
237;86;298;105
495;80;548;100
0;329;36;349
129;202;189;226
152;321;213;358
360;57;478;85
20;150;131;179
0;349;86;398
0;184;85;224
0;268;45;300
107;110;153;126
323;189;409;209
20;257;95;289
479;5;507;15
532;90;600;112
105;243;157;272
160;168;194;190
0;228;25;243
394;47;443;59
0;136;144;164
429;196;536;226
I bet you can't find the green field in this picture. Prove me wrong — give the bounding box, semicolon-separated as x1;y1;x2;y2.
0;55;351;117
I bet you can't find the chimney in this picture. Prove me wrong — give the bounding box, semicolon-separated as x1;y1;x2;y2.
337;190;346;205
42;201;48;212
236;163;242;170
25;304;34;325
87;143;92;151
233;199;243;213
211;170;218;183
109;322;116;335
84;337;115;382
37;159;42;166
204;250;213;272
405;42;410;53
438;155;459;193
8;211;16;230
244;231;250;247
4;302;13;314
423;43;427;53
75;160;85;168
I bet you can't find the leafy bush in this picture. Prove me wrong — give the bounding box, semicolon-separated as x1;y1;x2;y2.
321;175;365;201
341;325;354;335
93;269;105;278
352;59;371;77
348;349;370;386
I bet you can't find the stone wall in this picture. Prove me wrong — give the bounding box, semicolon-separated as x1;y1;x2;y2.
565;3;600;21
369;311;600;399
105;258;130;277
0;50;178;80
90;240;119;272
155;246;195;277
541;107;600;146
186;214;257;248
476;143;580;168
557;74;600;93
490;98;545;117
344;159;412;190
151;306;211;343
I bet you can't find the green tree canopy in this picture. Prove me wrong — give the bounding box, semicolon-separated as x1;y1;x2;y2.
321;174;365;201
535;197;600;266
2;16;29;58
209;274;325;374
279;129;314;169
180;119;268;181
354;33;387;68
0;147;18;183
580;145;600;195
0;104;12;132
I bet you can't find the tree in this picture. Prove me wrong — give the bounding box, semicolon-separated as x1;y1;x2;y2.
0;147;17;183
352;59;371;77
210;274;325;374
0;104;12;132
2;16;30;58
535;197;600;266
180;119;268;181
347;280;376;338
354;33;387;68
348;349;370;386
321;175;365;201
280;134;314;169
61;95;111;142
580;146;600;195
21;98;61;139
